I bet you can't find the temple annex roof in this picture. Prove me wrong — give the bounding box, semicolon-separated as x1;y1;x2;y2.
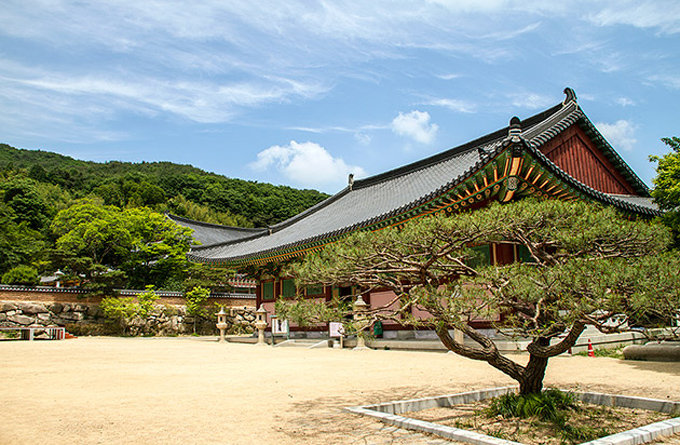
173;88;659;267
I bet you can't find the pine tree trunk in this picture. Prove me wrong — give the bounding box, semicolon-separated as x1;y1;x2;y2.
519;353;549;395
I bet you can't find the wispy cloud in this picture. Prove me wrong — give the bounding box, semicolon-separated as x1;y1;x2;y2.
0;0;677;146
616;97;635;107
586;1;680;35
0;60;328;135
648;74;680;90
436;73;462;81
423;98;476;113
507;93;554;110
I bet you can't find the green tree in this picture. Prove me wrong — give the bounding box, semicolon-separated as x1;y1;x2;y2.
0;202;45;275
651;136;680;246
101;286;159;335
1;176;48;230
51;199;131;265
1;265;39;285
120;207;194;288
182;263;235;293
185;286;210;334
50;200;194;289
285;199;679;395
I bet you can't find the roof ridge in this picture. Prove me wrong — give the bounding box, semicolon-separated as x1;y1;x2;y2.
166;213;266;233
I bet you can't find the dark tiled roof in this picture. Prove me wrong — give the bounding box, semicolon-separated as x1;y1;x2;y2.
166;214;266;246
605;194;658;212
179;89;657;264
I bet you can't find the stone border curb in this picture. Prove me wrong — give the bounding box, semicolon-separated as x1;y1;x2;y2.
345;387;680;445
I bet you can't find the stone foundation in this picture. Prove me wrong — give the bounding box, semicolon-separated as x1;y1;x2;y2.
0;300;256;337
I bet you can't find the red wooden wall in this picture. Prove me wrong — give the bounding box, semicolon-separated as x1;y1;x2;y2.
539;125;638;195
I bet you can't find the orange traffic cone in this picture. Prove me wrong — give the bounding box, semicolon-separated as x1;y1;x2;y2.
587;339;595;357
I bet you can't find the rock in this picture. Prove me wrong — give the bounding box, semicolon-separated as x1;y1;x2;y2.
8;314;34;325
37;313;51;321
0;313;5;321
5;310;16;317
62;312;84;321
48;303;64;313
47;303;64;314
1;302;17;312
19;302;49;315
89;306;103;319
623;343;680;362
74;304;89;312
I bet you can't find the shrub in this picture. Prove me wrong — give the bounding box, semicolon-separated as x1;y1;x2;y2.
1;265;39;285
100;286;158;335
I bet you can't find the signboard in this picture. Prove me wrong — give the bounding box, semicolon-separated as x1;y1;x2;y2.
272;318;289;335
329;322;344;338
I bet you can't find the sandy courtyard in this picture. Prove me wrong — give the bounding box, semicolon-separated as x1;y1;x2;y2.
1;337;679;445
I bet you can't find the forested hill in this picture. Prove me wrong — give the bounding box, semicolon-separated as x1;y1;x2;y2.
0;143;329;289
0;143;329;228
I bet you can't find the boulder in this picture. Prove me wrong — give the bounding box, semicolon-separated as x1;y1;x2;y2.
48;303;64;313
1;302;17;312
62;312;84;321
8;314;34;325
623;342;680;362
19;302;49;315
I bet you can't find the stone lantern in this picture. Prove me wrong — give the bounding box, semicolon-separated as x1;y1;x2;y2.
216;307;228;342
353;295;369;350
255;304;268;346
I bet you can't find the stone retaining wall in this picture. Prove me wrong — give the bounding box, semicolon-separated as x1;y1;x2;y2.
0;299;256;337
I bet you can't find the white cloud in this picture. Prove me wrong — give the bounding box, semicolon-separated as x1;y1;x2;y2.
424;98;476;113
250;141;366;190
648;74;680;90
391;110;439;144
508;93;553;110
0;61;327;129
586;1;680;34
436;73;461;80
616;97;635;107
354;133;372;145
596;120;637;151
0;0;677;145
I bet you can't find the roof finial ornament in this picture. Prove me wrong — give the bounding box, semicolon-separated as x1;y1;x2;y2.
563;87;577;105
348;173;354;191
508;116;522;140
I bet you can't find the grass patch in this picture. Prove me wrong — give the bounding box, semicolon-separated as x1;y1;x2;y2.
575;345;625;358
486;389;577;421
411;389;670;445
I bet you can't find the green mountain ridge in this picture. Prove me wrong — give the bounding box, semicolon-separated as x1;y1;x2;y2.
0;143;329;228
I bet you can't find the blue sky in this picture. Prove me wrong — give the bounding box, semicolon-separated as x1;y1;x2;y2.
1;1;679;193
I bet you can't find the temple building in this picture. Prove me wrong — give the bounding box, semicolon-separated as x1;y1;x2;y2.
169;88;659;337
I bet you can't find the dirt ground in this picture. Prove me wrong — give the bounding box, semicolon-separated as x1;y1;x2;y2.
1;337;679;445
